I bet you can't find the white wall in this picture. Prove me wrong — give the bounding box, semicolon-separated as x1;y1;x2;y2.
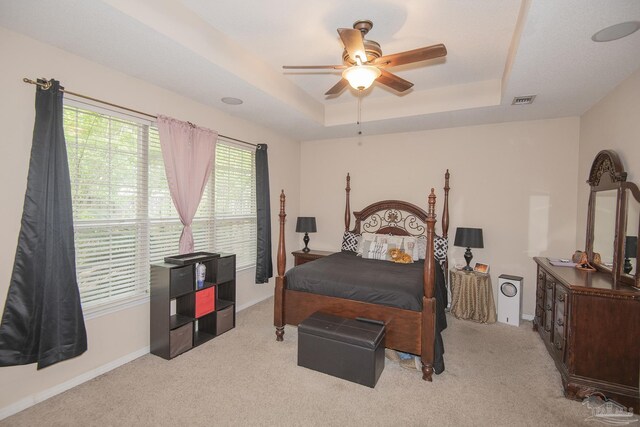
577;68;640;249
0;28;300;416
300;117;580;319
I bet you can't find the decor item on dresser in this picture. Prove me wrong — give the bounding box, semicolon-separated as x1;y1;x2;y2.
453;227;484;271
274;171;451;381
575;251;596;272
532;149;640;413
296;217;317;253
624;236;637;274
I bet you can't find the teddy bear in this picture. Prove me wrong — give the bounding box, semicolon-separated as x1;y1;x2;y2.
389;248;413;264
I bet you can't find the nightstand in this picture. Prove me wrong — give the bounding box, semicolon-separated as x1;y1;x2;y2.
449;269;497;323
292;249;335;266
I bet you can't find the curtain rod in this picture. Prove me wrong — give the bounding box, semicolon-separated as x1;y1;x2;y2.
22;78;259;148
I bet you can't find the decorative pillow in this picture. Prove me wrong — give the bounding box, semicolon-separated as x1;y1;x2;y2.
357;232;378;255
434;235;448;269
401;236;420;261
361;240;389;260
417;235;427;260
341;231;360;253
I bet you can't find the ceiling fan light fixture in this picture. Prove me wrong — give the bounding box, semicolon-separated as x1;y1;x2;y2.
342;65;381;91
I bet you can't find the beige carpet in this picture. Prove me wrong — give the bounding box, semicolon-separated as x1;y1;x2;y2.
1;298;608;426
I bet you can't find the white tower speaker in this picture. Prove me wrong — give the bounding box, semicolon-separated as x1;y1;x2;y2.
498;274;523;326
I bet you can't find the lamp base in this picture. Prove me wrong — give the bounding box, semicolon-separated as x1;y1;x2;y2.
463;247;473;271
624;257;633;274
302;233;310;253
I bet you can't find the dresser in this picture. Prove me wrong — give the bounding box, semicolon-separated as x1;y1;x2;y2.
533;257;639;413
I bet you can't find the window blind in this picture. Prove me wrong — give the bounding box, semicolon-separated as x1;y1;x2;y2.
64;105;150;307
214;141;257;270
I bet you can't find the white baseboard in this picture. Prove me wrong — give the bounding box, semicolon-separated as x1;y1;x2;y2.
236;293;273;313
0;346;149;421
522;314;534;321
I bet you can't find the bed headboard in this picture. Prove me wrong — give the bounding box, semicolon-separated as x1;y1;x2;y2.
344;170;450;239
351;200;429;237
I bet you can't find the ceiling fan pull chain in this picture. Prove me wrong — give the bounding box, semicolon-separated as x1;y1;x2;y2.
357;94;362;135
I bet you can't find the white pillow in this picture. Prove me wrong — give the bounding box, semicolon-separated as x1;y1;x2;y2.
357;232;378;255
361;240;389;260
401;236;420;261
416;235;427;260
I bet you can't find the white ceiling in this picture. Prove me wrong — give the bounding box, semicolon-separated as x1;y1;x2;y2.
1;0;639;141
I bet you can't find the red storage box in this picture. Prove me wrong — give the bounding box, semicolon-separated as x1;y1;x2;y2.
195;287;215;318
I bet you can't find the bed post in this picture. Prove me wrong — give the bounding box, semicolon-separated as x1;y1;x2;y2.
442;169;450;274
421;188;437;381
442;170;450;239
274;190;286;341
344;173;351;231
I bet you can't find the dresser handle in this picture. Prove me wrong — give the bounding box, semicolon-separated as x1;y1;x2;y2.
558;294;565;302
557;318;564;327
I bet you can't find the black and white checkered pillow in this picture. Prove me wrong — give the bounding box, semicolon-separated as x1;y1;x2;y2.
341;231;360;253
434;235;448;269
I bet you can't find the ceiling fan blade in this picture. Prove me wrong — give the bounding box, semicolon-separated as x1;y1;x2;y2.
374;43;447;68
325;78;349;96
283;65;346;70
377;69;414;92
337;28;367;63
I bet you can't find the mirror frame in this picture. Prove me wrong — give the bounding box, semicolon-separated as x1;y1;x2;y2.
586;149;640;288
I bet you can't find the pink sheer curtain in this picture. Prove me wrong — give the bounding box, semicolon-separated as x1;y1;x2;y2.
157;115;217;254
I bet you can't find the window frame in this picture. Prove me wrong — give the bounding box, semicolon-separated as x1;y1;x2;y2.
63;99;257;318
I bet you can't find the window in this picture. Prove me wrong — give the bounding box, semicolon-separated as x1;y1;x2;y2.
64;102;256;313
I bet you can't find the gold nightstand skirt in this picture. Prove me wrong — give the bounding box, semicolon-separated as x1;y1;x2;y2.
449;270;497;323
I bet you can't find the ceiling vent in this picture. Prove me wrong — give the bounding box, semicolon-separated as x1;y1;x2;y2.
512;95;536;105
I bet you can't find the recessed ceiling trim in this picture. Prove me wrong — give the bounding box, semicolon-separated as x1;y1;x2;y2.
591;21;640;42
221;97;243;105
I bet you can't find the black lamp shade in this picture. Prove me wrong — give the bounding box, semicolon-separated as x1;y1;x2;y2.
296;217;317;233
454;227;484;248
625;236;637;258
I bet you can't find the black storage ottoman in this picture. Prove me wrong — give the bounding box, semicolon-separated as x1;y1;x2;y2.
298;312;385;388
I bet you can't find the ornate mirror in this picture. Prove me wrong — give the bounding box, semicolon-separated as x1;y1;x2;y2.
586;150;640;288
621;184;640;284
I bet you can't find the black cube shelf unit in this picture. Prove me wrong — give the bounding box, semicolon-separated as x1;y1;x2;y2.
150;253;236;360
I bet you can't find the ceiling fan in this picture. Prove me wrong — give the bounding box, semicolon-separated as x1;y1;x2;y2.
283;20;447;96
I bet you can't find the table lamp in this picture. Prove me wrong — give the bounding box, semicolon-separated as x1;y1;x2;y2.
296;217;317;253
454;227;484;271
624;235;637;274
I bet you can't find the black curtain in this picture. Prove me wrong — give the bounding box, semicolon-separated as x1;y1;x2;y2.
0;79;87;369
255;144;273;283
